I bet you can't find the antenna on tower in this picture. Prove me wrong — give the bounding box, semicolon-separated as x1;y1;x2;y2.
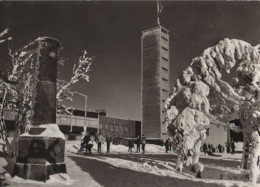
157;0;160;26
156;0;164;26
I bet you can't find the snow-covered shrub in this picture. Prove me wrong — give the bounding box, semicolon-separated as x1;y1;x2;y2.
165;38;260;184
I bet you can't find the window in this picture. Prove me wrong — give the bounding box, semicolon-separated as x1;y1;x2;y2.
161;56;168;62
161;46;168;51
162;88;168;92
162;77;168;82
162;67;168;71
161;36;168;41
161;28;168;34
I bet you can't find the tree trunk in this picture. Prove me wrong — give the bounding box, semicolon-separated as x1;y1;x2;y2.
176;155;183;172
242;132;250;170
249;131;260;184
192;139;201;165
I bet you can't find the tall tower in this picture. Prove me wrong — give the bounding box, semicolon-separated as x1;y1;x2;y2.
141;26;170;139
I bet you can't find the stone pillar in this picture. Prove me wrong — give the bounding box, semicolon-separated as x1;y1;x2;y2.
31;37;58;126
13;37;66;181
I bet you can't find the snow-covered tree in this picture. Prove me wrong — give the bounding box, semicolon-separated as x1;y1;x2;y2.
0;29;93;151
57;50;93;114
165;38;260;184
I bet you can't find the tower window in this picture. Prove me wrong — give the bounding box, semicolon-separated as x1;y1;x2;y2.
162;67;168;71
161;36;168;41
161;57;168;62
161;46;168;51
162;77;168;82
162;88;168;92
161;28;168;34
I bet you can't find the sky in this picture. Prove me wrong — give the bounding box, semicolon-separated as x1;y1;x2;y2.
0;1;260;121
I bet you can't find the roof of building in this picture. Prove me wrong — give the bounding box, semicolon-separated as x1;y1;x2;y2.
141;25;169;34
70;109;99;118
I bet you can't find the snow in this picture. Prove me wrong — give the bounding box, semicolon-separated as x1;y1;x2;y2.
0;28;9;38
249;131;260;184
66;141;255;185
1;141;259;187
71;154;252;187
0;28;11;44
11;173;74;186
200;152;242;161
0;37;12;44
165;38;260;184
66;140;166;154
20;124;65;139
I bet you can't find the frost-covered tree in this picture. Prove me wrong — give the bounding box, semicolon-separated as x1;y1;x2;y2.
57;50;93;114
0;28;14;142
0;28;93;148
165;38;260;184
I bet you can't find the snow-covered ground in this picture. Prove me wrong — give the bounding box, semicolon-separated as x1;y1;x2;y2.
66;140;167;154
0;141;258;187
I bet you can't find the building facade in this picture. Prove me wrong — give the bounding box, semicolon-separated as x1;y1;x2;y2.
57;110;141;139
56;110;100;136
99;116;141;139
1;104;141;140
141;26;170;139
1;101;237;145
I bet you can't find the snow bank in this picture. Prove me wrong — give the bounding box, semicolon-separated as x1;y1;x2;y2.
10;173;74;185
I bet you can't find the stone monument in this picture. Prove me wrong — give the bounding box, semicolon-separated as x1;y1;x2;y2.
13;37;66;181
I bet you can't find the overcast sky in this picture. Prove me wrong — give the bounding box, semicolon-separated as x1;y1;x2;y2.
0;1;260;120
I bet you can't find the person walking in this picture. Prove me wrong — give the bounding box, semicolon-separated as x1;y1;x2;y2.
225;142;230;153
141;135;146;154
96;132;104;153
208;144;212;153
136;135;141;153
169;139;172;151
78;132;90;154
231;139;235;154
218;144;222;153
203;143;208;155
128;138;134;153
128;139;131;153
106;137;111;153
165;138;170;153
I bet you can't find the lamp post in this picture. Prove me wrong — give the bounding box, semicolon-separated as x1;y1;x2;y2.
72;92;88;133
70;108;74;132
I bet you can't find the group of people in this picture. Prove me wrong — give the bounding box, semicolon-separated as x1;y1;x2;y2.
128;137;172;154
225;140;236;154
79;132;93;154
128;135;146;153
202;140;236;155
79;133;174;154
79;132;237;156
78;132;109;154
79;133;147;154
